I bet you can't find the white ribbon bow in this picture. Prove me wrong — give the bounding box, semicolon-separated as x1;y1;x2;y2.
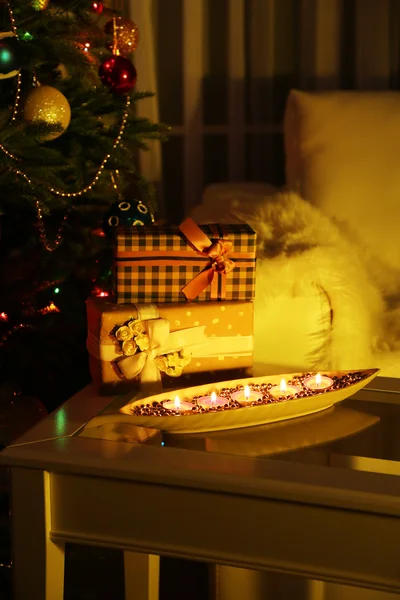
117;318;206;384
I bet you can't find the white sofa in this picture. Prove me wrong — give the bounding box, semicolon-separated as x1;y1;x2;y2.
191;90;400;379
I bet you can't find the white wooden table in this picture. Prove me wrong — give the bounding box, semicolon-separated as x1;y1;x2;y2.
2;379;400;600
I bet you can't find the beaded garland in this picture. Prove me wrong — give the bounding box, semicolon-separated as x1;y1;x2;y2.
4;2;21;122
129;371;368;418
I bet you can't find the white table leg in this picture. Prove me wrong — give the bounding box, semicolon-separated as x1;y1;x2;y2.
10;467;65;600
211;566;328;600
307;579;326;600
124;552;160;600
323;584;399;600
211;566;269;600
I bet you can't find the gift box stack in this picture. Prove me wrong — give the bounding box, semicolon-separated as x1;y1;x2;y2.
86;218;257;394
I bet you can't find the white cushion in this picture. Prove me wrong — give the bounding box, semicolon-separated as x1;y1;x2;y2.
284;90;400;270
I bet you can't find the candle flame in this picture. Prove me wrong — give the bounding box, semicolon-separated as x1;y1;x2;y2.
280;378;287;393
315;373;322;386
211;391;217;404
174;396;180;410
244;385;250;399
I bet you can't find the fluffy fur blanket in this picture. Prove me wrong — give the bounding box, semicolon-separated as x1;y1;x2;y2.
191;187;399;373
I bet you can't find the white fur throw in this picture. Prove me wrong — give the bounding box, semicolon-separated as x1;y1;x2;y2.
191;188;396;373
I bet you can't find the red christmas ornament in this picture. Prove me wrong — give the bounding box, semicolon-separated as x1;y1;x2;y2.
98;55;137;94
91;1;103;14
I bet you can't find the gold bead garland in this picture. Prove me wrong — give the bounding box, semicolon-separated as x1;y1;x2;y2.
49;95;130;198
7;1;17;33
0;323;37;349
13;169;69;252
11;72;22;122
36;200;69;252
113;16;118;56
0;142;20;161
110;169;124;200
13;168;32;185
6;2;21;122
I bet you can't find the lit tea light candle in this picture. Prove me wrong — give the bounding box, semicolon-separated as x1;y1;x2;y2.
304;373;333;391
162;396;194;413
231;384;262;406
198;391;227;409
269;378;300;399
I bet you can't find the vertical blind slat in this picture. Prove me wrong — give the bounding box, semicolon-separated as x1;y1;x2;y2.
183;0;205;211
355;0;391;88
389;0;400;89
314;0;342;88
228;0;246;180
248;0;277;124
131;0;163;187
298;0;316;88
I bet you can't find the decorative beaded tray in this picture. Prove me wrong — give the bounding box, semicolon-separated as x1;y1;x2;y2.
90;368;379;435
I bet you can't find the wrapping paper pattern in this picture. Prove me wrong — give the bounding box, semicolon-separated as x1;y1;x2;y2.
87;297;254;394
114;223;256;304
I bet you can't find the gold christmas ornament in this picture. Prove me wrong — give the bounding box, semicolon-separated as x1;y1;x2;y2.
105;17;140;56
23;85;71;141
117;19;139;54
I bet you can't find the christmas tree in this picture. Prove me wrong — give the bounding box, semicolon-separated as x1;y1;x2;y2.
0;0;167;416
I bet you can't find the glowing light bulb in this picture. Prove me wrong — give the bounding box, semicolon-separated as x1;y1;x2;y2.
91;1;104;14
93;287;110;298
0;48;12;65
39;302;60;314
21;32;34;42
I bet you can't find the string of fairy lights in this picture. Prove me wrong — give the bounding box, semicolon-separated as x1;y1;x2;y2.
1;1;132;252
7;0;22;122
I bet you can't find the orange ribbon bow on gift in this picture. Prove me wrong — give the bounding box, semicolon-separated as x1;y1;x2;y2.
179;218;236;301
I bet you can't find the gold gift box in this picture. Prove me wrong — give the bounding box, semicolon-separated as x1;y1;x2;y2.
87;297;254;395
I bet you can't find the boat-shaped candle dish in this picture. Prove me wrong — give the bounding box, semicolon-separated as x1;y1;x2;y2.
90;369;379;435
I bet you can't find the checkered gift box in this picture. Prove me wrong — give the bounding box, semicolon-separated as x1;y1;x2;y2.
114;219;257;304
